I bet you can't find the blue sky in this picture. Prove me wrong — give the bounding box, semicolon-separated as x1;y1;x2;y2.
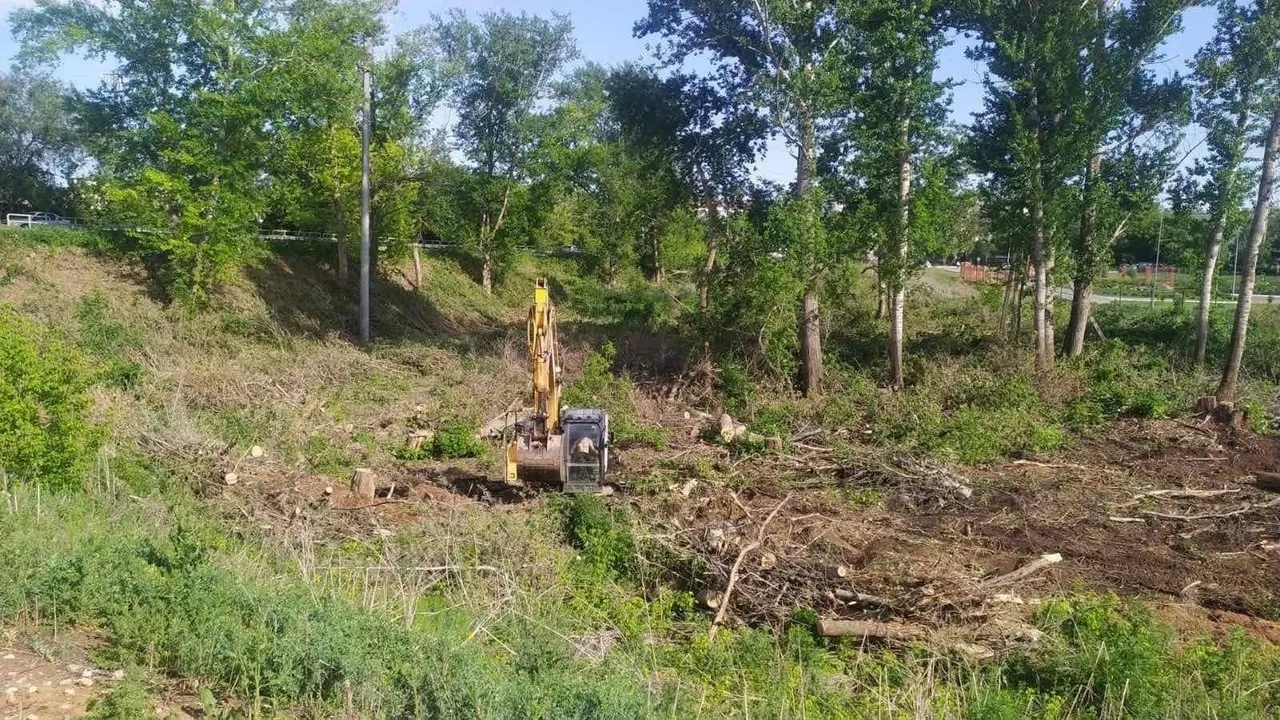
2;0;1220;184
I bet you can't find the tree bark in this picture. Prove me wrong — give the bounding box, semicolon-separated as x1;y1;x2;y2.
1218;102;1280;401
1029;77;1052;371
699;195;720;313
481;245;493;295
1197;107;1251;366
1065;149;1103;357
796;101;823;396
888;115;912;390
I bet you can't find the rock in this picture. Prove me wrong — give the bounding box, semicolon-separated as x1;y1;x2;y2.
223;472;238;486
250;445;264;458
324;486;334;495
111;669;125;680
77;678;94;688
80;670;93;679
1;654;12;660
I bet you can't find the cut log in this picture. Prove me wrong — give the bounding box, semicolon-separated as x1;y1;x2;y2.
351;468;376;500
250;445;264;458
981;553;1062;588
223;472;238;486
817;619;924;641
1195;396;1219;415
765;436;783;452
1255;472;1280;493
827;564;850;580
759;551;777;570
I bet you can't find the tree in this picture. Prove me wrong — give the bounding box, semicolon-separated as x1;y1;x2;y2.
1192;0;1277;366
968;0;1099;371
605;66;765;308
0;71;83;214
1219;92;1280;400
837;0;951;389
637;0;846;396
13;0;392;303
430;9;577;293
1060;0;1189;358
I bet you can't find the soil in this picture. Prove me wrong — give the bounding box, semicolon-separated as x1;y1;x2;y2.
215;411;1280;649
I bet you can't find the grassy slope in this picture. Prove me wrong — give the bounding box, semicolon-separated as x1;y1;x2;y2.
2;228;1279;718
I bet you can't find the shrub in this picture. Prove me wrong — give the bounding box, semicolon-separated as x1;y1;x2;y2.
1066;342;1178;429
0;310;104;491
431;420;486;459
552;494;636;582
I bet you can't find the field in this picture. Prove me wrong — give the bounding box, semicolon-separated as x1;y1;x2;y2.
2;228;1280;719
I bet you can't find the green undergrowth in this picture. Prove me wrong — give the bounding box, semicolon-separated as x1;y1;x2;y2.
563;341;668;449
3;485;1278;718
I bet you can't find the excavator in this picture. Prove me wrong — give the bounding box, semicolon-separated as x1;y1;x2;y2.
504;279;610;493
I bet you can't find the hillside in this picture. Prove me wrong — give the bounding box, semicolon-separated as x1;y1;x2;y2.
2;230;1280;718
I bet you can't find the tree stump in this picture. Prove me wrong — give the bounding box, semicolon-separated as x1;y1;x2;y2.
350;468;376;500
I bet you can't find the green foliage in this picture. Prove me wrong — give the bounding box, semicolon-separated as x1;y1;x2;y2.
976;593;1280;719
303;435;356;479
87;681;158;720
431;421;486;460
552;494;637;582
74;292;143;388
563;342;667;449
0;310;103;490
1065;342;1178;429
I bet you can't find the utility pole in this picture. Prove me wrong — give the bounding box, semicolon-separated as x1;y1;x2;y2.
358;39;372;347
1151;209;1163;308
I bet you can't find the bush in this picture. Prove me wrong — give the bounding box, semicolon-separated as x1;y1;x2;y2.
431;420;486;459
552;494;636;582
1066;342;1178;429
0;310;104;491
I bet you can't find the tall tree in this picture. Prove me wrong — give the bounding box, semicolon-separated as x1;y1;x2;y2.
1218;0;1280;400
1192;0;1277;366
968;0;1097;370
838;0;951;389
637;0;845;396
605;66;765;308
1061;0;1189;358
430;9;576;293
0;71;83;214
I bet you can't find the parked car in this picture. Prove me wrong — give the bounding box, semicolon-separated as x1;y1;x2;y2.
7;211;73;228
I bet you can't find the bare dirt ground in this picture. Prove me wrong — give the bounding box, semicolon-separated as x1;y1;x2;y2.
216;404;1280;652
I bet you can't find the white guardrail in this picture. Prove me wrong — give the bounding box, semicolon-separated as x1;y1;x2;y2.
2;214;573;255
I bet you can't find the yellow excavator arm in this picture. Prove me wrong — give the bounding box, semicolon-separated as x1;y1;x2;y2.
529;279;561;433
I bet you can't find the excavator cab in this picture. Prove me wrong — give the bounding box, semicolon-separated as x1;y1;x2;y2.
562;409;608;493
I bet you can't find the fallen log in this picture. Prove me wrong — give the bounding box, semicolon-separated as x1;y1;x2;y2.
817;619;925;641
981;553;1062;588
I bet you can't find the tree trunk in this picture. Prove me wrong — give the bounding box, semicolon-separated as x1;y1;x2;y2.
888;115;912;390
651;228;664;284
876;280;887;320
1029;79;1052;371
1196;107;1250;366
1218;102;1280;401
699;197;720;313
1014;274;1026;342
1065;149;1103;357
801;289;822;394
796;102;822;396
481;245;493;295
337;236;348;285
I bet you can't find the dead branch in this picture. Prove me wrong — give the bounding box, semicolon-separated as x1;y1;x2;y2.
709;493;792;639
1141;498;1280;521
981;553;1063;588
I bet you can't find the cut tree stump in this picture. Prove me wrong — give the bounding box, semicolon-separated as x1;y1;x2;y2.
1196;396;1219;415
351;468;376;500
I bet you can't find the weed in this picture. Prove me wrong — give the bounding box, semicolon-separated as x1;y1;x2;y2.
431;421;486;459
0;310;104;490
551;494;636;582
87;681;158;719
303;435;355;478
